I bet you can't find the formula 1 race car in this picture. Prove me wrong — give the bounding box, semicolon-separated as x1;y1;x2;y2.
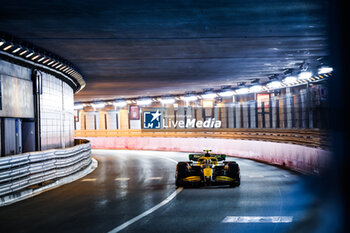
175;150;240;187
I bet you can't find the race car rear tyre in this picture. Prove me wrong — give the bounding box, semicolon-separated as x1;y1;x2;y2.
176;162;189;187
227;162;241;187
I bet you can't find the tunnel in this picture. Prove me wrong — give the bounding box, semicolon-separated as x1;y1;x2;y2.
0;0;348;233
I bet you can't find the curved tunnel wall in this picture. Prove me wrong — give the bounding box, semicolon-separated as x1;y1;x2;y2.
0;59;75;154
85;136;330;175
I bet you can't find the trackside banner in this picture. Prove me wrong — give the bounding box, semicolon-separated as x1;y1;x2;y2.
142;108;222;129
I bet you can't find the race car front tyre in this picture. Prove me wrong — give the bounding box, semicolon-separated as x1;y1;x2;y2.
227;162;241;187
176;162;189;187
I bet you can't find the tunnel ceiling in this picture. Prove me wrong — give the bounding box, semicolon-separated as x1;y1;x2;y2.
0;0;329;101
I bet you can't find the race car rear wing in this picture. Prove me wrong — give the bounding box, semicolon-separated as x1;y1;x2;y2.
189;153;226;161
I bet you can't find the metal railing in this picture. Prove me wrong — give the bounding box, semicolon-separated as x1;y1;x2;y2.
0;139;91;198
74;129;329;148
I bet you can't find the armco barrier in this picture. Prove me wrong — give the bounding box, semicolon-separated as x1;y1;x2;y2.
0;140;93;205
85;136;331;175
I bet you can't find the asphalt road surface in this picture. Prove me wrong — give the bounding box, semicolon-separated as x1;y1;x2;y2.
0;150;317;233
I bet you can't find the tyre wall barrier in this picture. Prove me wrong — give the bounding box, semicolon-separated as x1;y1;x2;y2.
85;137;331;175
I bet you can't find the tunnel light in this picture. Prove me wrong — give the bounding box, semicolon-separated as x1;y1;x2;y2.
25;52;34;58
114;100;127;107
51;61;60;67
201;93;217;99
160;98;175;104
0;39;5;47
318;67;333;74
47;60;55;66
235;87;249;95
31;54;40;61
59;65;67;71
3;43;13;51
19;49;28;56
249;85;263;93
92;102;105;109
52;62;60;68
12;47;21;54
42;58;51;64
136;98;152;106
74;104;84;110
37;56;46;62
282;76;298;85
298;72;313;80
218;90;235;97
182;95;198;102
266;81;283;89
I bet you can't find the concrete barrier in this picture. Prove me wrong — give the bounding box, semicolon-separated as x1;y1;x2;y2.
85;137;331;175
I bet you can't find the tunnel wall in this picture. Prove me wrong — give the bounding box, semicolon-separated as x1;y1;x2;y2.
0;59;34;118
39;72;75;150
0;59;75;154
85;136;330;175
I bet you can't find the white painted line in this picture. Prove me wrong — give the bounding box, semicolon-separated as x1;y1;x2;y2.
108;187;183;233
81;178;96;182
222;216;293;223
147;177;163;180
115;178;130;181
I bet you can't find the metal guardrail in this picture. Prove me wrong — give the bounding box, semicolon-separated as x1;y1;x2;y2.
0;140;91;198
74;129;329;148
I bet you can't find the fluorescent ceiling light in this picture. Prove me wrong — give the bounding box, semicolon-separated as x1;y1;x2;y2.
31;54;40;60
282;76;298;85
183;95;198;101
160;98;175;104
298;72;313;80
3;44;13;51
114;101;127;107
266;81;283;89
74;104;84;110
92;103;105;109
318;67;333;74
218;90;235;97
59;65;66;70
25;52;34;58
43;58;51;64
19;50;28;56
37;57;46;62
249;85;263;93
235;87;249;95
12;47;21;53
52;62;59;67
137;99;152;105
201;93;217;99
